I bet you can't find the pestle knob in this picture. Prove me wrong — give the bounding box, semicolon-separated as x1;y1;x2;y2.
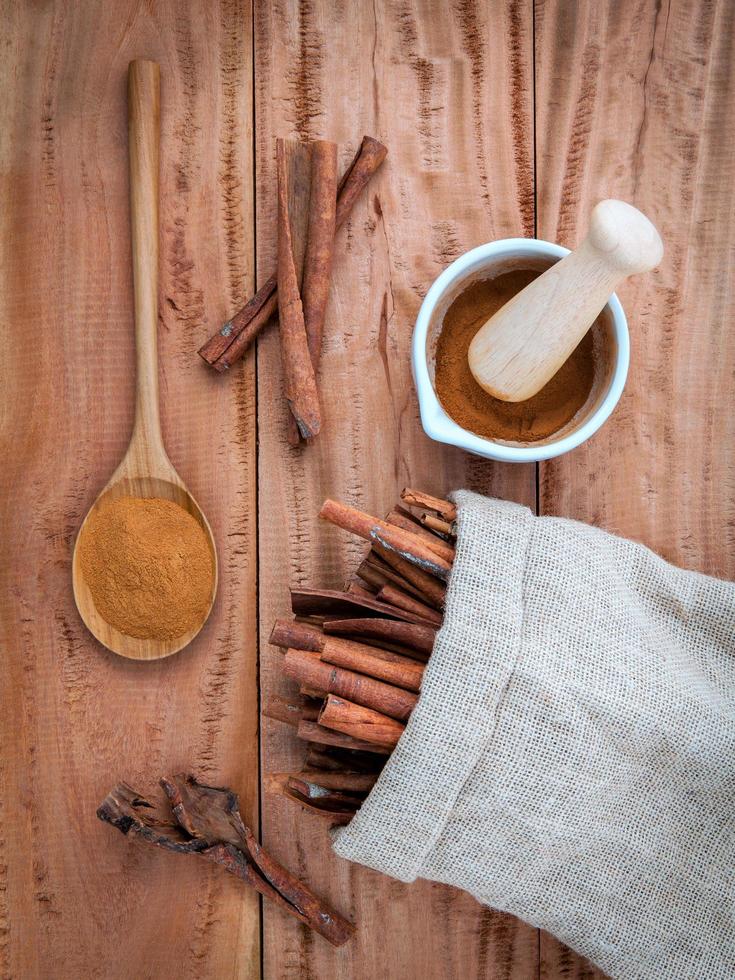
467;200;663;402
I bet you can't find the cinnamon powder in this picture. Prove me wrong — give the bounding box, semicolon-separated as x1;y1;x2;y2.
78;496;214;640
435;270;596;442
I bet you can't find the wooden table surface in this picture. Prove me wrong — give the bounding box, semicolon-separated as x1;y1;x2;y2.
2;1;733;977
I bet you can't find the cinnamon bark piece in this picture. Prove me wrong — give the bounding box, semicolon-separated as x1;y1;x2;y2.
319;695;405;750
97;777;354;947
291;587;433;625
303;141;338;358
400;488;457;522
265;773;359;825
297;718;392;755
160;775;354;945
282;648;417;721
322;617;437;657
304;744;387;773
200;136;387;369
276;139;321;439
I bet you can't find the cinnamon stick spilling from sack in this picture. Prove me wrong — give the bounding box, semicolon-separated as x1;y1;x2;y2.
198;135;387;373
266;488;456;825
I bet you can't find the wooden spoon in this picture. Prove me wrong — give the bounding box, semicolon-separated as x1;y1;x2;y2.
468;200;663;402
72;60;217;660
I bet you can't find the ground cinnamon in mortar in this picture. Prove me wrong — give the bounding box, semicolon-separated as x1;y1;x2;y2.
435;269;596;442
78;496;214;640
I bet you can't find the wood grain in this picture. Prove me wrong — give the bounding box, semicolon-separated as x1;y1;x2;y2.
535;0;735;976
255;1;537;977
5;1;730;977
0;2;258;977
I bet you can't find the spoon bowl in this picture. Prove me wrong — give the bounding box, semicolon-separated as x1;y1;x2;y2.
72;60;217;660
73;472;218;661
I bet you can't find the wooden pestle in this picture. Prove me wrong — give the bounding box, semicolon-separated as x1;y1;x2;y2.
468;200;663;402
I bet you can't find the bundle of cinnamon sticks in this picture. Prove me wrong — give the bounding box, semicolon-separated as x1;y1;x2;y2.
266;488;457;824
199;136;388;444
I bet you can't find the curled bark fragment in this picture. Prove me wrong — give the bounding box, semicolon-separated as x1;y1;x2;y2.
97;775;355;947
291;586;431;624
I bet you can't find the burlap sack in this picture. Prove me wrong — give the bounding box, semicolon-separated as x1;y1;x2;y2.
334;491;735;980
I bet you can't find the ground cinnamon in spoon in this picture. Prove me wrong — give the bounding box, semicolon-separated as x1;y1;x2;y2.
435;270;596;442
78;496;214;640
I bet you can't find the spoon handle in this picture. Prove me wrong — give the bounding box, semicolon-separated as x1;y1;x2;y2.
128;60;163;452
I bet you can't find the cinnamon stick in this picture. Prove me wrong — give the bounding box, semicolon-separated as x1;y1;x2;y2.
335;136;387;227
297;769;378;792
300;684;327;700
286;140;338;445
372;543;447;609
197;279;268;369
276;139;321;439
287;777;363;810
319;695;405;750
370;528;451;582
263;694;320;726
198;276;277;368
319;499;453;578
376;583;443;626
199;136;387;369
400;488;457;522
160;774;357;944
303;141;338;362
269;620;425;693
297;718;392;755
385;506;443;544
358;555;427;602
282;648;417;721
421;513;455;537
319;640;425;693
270;618;325;651
356;560;391;593
346;582;377;599
322;617;437;657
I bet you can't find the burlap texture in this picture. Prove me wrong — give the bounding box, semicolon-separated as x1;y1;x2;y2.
333;491;735;980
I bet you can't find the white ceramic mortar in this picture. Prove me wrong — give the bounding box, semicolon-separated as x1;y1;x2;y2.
412;238;629;462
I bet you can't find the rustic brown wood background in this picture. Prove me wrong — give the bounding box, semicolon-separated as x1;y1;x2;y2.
1;0;732;977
